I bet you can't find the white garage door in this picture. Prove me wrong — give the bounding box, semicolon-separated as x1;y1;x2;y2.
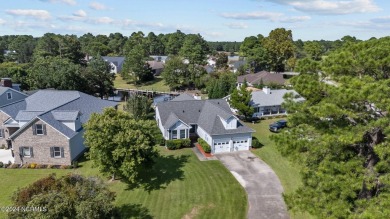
213;141;231;153
233;139;249;151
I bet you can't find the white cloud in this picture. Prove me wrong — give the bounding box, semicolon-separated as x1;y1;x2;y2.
87;16;114;24
221;11;283;20
6;9;51;20
72;9;87;17
0;19;5;25
226;22;248;29
279;16;311;23
265;0;380;15
89;2;108;10
221;11;310;23
40;0;76;6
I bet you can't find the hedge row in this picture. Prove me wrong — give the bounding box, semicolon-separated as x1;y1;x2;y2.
197;138;211;153
166;139;191;150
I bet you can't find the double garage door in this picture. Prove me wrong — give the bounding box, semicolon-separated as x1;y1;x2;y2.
213;139;249;153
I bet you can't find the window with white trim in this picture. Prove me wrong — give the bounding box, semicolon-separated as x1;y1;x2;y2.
36;124;44;135
6;92;12;100
180;130;185;139
172;130;177;139
22;147;31;157
53;147;61;158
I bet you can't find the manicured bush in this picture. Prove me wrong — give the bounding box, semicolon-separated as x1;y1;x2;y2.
166;139;191;150
181;139;191;148
0;161;3;168
155;134;166;146
252;137;262;149
72;161;79;169
198;138;211;153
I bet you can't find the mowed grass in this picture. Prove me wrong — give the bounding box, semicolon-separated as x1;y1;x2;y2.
246;118;314;219
114;75;171;92
0;147;247;219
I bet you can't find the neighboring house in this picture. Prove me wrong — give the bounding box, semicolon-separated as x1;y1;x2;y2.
237;71;285;88
204;65;215;74
231;60;246;73
147;61;165;76
155;94;254;154
102;56;125;74
0;90;117;165
0;78;28;107
250;87;305;117
207;56;216;66
150;55;169;63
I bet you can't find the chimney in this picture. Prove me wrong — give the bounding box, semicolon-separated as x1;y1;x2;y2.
263;86;271;94
1;78;12;88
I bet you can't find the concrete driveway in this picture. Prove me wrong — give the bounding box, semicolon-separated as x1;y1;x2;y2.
215;151;289;219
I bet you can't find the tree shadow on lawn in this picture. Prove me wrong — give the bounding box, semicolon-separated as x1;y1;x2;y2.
125;154;190;192
117;203;153;219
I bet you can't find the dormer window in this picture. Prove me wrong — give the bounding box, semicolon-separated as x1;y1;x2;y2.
6;92;12;100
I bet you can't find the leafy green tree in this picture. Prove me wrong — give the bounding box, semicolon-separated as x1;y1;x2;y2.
10;174;116;219
124;95;154;120
207;72;236;99
162;56;188;90
229;81;253;120
303;41;324;60
34;34;84;64
262;28;295;72
322;37;390;79
8;35;36;63
146;32;165;55
83;55;115;98
0;62;29;90
295;58;321;74
239;35;269;72
27;56;84;90
84;108;159;182
123;44;153;84
215;53;228;69
164;30;186;55
179;34;210;65
108;32;127;56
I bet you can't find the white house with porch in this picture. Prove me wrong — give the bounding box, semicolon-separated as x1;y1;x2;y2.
250;87;305;117
155;94;255;154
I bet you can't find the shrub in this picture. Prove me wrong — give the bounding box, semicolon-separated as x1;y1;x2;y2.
72;161;79;169
60;165;70;169
0;162;3;168
8;163;19;169
47;165;54;169
181;139;191;148
21;164;29;169
252;137;262;149
166;139;191;150
29;163;38;169
198;138;211;153
155;134;166;146
36;164;47;169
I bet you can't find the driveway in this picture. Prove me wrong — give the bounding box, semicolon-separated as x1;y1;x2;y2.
215;151;289;219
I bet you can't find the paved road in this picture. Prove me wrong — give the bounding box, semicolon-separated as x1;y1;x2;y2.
215;151;289;219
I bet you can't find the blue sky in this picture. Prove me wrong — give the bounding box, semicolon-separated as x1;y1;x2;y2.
0;0;389;41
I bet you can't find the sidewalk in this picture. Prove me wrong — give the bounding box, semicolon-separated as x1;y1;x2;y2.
191;146;217;161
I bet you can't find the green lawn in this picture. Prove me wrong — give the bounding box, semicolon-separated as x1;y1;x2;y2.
246;118;314;219
114;75;171;92
0;147;247;219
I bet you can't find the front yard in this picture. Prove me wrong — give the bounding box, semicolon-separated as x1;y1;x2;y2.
0;147;247;219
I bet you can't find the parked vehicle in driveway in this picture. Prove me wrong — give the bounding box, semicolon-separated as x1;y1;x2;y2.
269;120;287;132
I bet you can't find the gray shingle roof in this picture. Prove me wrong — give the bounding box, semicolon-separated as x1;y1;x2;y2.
6;90;118;139
102;56;125;72
171;93;196;102
237;71;285;85
15;111;44;121
52;110;79;121
157;98;254;135
250;89;305;107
